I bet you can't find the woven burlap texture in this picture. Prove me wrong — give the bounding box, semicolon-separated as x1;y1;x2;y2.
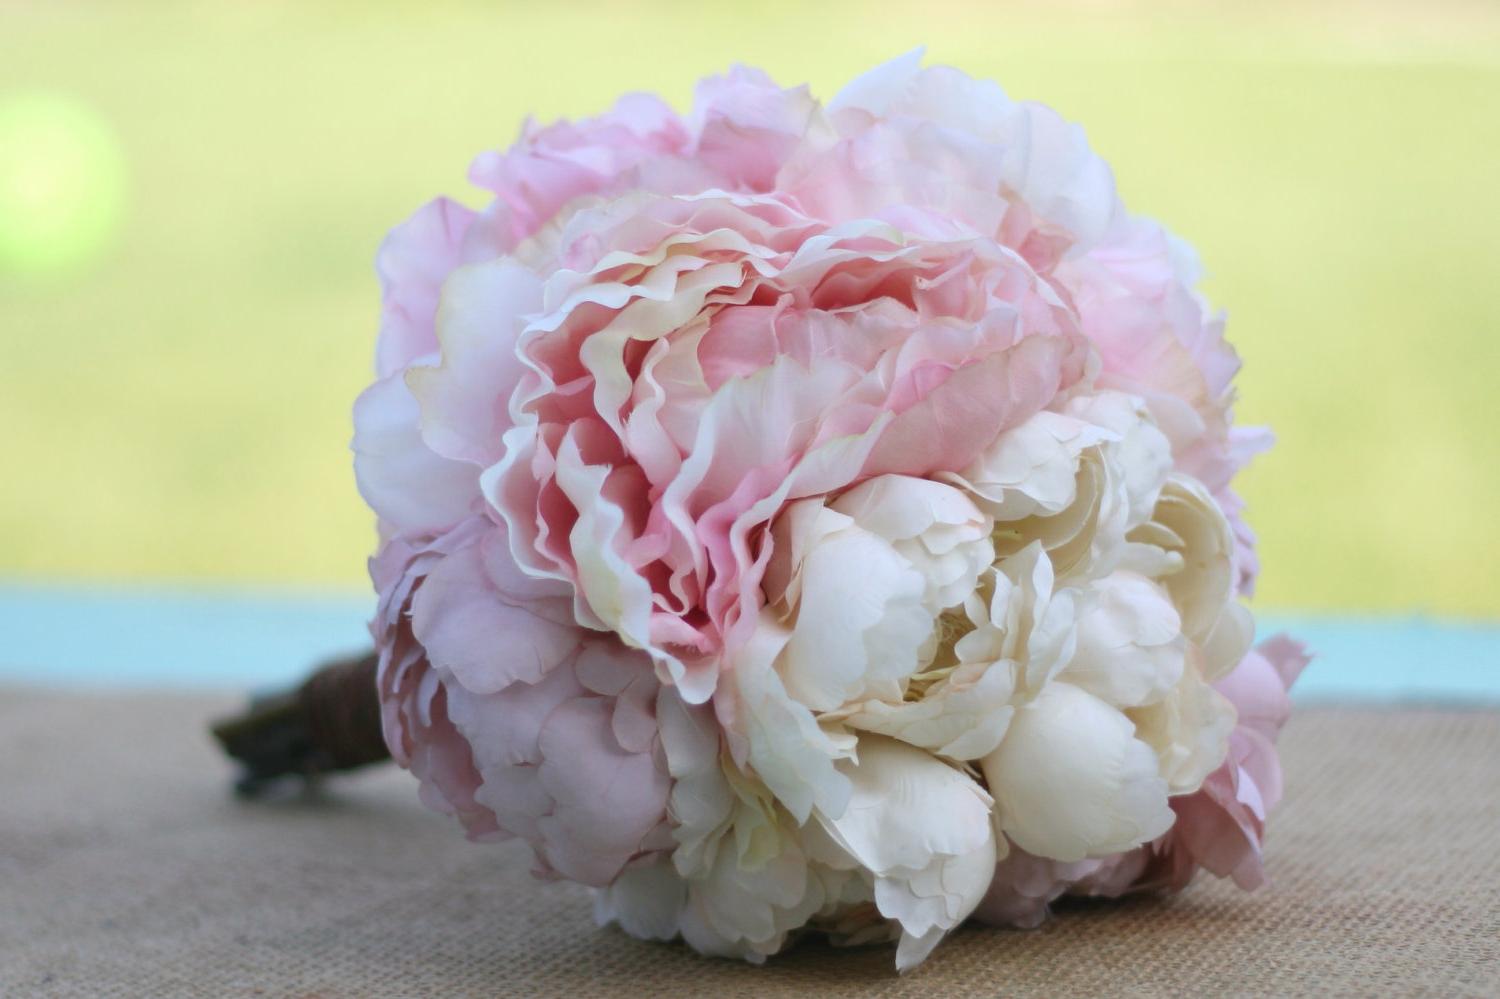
2;688;1496;998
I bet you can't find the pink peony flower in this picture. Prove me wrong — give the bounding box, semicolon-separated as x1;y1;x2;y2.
368;515;674;885
353;52;1301;969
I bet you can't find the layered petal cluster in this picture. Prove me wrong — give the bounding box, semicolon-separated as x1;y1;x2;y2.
975;634;1310;926
370;518;673;885
354;52;1303;971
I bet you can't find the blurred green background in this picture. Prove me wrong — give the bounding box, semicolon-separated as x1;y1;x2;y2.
2;1;1497;616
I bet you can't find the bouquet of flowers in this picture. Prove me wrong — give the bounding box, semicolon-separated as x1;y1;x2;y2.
352;52;1308;969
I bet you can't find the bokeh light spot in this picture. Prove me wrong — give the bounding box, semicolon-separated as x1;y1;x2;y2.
0;92;127;279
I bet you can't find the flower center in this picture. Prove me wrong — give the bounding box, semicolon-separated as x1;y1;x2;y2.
905;605;973;702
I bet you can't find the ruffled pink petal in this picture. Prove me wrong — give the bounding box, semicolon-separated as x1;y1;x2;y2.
410;538;578;695
691;66;820;191
352;372;480;536
378;523;673;886
466;93;693;246
374;197;476;379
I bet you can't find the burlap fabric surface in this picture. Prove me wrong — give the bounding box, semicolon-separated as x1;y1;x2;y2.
2;688;1496;998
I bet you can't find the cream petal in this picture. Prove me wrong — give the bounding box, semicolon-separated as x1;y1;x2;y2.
1010;456;1106;579
1129;659;1236;794
592;857;686;941
830;474;986;544
944;409;1113;521
883;838;999;971
829;475;994;612
733;615;853;824
993;543;1077;693
815;736;996;967
817;736;993;879
1064;572;1186;708
656;688;736;874
1149;475;1236;642
1065;391;1174;529
1200;599;1256;682
774;506;932;711
679;840;828;963
984;682;1173;861
988;395;1174;585
841;660;1017;761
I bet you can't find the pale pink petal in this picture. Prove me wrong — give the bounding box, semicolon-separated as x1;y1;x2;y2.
374;197;477;378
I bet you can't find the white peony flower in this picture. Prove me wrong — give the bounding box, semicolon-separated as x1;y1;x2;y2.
981;680;1175;862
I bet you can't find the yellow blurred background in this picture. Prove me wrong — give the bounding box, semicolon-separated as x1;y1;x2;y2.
2;1;1497;616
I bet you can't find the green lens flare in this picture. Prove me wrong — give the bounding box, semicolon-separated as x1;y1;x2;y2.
0;92;127;278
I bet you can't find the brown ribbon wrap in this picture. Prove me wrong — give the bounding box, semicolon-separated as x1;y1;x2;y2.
209;649;390;794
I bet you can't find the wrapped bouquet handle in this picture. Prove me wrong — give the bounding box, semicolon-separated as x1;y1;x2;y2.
210;649;389;795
